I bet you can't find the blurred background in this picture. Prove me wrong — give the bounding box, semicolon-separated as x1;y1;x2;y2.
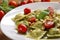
0;0;60;3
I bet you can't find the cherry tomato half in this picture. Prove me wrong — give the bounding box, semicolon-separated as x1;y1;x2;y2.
27;0;33;3
28;17;36;23
41;0;50;2
0;10;5;20
9;1;18;7
44;20;55;29
18;24;27;33
24;8;31;15
19;1;26;6
48;7;54;17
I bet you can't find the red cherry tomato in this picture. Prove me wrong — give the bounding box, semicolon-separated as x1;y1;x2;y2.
48;7;54;12
41;0;50;2
19;1;26;6
44;20;55;29
0;10;5;20
9;1;18;7
28;17;36;23
18;24;27;33
27;0;33;3
48;7;54;17
24;8;31;14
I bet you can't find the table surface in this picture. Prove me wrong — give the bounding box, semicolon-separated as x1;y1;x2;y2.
0;0;60;40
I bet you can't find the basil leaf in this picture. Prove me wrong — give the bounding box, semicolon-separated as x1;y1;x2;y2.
0;0;14;13
44;9;49;12
36;11;49;19
1;0;8;7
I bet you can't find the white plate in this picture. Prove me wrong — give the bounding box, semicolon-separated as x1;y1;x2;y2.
1;2;60;40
